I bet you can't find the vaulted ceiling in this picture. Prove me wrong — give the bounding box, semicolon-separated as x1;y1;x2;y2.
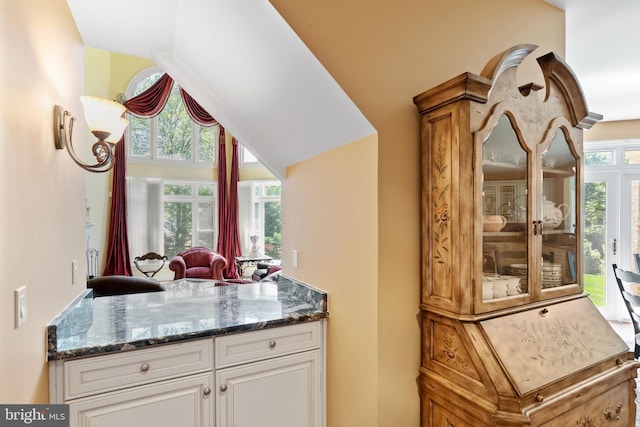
66;0;375;180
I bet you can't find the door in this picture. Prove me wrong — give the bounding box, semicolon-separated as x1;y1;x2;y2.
620;173;640;273
216;351;322;427
69;373;213;427
583;171;619;319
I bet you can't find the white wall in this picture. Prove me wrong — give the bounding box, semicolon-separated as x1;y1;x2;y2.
0;0;87;403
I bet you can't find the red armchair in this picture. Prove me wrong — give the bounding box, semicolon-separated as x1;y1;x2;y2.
169;247;227;280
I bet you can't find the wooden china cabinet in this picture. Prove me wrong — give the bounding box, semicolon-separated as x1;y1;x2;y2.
414;44;639;426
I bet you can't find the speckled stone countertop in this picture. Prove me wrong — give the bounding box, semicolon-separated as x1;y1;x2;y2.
47;275;328;361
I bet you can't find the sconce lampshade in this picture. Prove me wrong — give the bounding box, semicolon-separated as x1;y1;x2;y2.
80;96;129;143
54;96;131;173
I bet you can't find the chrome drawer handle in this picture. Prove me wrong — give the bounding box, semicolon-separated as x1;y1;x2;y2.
269;340;277;348
140;363;150;372
220;384;228;392
604;403;623;421
203;387;211;396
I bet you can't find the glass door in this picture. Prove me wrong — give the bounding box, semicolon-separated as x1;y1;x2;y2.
481;114;530;303
620;173;640;273
540;129;579;295
583;171;619;320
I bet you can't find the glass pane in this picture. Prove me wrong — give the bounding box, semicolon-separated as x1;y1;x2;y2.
164;201;193;257
631;180;640;271
198;125;216;164
130;116;150;157
198;231;214;249
263;201;281;259
482;115;528;300
541;129;578;290
134;73;162;97
625;150;640;165
243;147;258;164
264;184;281;196
164;184;192;196
158;87;192;160
198;201;214;230
585;151;613;166
198;184;214;197
584;181;607;306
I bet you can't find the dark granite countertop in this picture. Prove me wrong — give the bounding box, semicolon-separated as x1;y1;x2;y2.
47;275;328;361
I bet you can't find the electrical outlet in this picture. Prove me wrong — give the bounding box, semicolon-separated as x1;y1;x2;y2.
72;260;78;285
15;286;26;328
292;250;298;269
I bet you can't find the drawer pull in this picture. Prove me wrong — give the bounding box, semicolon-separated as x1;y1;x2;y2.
604;403;623;421
269;340;277;348
535;394;544;403
540;308;549;317
220;384;228;392
203;387;211;396
140;363;150;372
616;358;623;366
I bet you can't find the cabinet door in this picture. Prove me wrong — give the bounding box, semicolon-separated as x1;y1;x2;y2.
538;127;581;300
480;114;533;309
69;373;213;427
216;350;322;427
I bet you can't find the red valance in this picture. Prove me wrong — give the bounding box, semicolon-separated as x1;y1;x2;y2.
123;73;174;118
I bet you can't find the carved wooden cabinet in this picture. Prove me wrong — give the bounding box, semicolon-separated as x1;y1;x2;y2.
414;44;639;426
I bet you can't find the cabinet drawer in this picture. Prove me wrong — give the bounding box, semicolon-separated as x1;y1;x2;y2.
64;339;213;400
539;381;634;426
215;321;322;368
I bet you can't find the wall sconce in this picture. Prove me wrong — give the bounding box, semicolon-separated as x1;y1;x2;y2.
53;96;129;173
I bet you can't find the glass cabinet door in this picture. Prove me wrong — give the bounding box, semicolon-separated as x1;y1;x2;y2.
540;129;579;292
481;115;530;301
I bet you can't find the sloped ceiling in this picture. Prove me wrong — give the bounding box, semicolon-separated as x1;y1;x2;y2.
66;0;375;179
546;0;640;122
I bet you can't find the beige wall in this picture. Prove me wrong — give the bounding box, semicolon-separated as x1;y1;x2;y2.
283;135;379;426
586;119;640;142
0;0;86;403
273;0;565;426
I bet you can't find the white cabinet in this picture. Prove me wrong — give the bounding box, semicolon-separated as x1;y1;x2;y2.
49;321;326;427
215;322;324;427
216;351;322;427
69;372;213;427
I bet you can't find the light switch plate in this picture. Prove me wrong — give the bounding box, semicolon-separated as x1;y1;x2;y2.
15;286;26;328
72;260;78;285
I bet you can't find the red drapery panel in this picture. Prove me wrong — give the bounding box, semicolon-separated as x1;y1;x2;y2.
102;136;132;276
216;128;240;278
227;138;242;273
180;88;219;126
123;73;174;117
103;73;176;276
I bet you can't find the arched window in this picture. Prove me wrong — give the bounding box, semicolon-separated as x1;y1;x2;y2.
125;67;218;261
125;67;218;165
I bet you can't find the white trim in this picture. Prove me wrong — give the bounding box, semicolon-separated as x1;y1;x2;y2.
125;66;164;99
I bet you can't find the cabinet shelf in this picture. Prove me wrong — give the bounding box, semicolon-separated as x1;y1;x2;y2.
542;167;575;177
482;231;524;237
